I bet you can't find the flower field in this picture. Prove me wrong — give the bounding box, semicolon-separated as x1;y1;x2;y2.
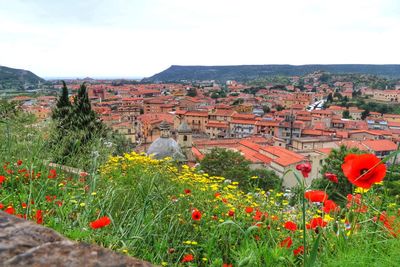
1;150;400;266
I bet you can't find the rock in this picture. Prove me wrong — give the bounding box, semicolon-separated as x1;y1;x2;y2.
0;211;155;267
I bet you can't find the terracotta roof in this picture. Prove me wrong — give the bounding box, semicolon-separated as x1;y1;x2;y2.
362;140;397;152
206;120;229;128
260;146;304;167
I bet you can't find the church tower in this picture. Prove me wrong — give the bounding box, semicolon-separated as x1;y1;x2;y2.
177;121;193;161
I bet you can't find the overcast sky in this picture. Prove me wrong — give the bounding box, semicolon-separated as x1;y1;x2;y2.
0;0;399;78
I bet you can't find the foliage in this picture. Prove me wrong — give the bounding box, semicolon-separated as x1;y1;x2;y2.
342;110;350;119
52;81;71;121
186;87;197;97
311;146;361;202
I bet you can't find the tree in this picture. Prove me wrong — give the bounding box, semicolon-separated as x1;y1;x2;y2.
342;110;350;119
248;169;282;191
200;148;251;184
276;105;285;111
311;146;361;203
326;93;333;103
361;109;370;120
262;105;271;113
52;81;71;121
186;88;197;97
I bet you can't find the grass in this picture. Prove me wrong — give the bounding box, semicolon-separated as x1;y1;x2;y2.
1;114;400;266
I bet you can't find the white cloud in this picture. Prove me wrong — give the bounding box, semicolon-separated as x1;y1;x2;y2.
0;0;399;78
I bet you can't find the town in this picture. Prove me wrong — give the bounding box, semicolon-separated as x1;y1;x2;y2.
12;71;400;187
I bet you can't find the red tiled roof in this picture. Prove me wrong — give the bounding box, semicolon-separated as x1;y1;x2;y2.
362;140;397;152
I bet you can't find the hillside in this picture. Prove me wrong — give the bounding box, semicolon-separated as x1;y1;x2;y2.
143;64;400;82
0;65;45;90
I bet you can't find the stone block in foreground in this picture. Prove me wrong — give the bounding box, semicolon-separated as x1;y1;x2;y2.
0;211;154;267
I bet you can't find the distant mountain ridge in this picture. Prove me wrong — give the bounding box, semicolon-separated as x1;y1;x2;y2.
143;64;400;82
0;65;45;91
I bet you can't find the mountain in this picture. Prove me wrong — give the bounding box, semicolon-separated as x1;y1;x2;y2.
143;64;400;82
0;65;45;91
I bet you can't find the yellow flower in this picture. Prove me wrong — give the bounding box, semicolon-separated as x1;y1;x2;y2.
91;192;97;196
161;262;168;266
122;249;128;254
202;258;208;262
354;187;369;194
324;214;334;222
79;203;86;207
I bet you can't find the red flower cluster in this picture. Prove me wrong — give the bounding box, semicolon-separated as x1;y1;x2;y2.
0;175;5;184
181;254;194;263
342;153;386;189
284;221;297;231
307;217;328;229
279;236;293;248
325;172;338;183
90;216;111;229
296;162;312;178
192;209;202;221
304;190;328;203
48;169;57;179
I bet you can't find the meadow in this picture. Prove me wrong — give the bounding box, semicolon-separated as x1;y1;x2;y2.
1;113;400;267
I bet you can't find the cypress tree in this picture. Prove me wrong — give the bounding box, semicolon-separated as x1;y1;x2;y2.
52;81;71;121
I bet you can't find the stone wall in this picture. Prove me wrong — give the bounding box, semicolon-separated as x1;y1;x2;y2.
0;211;154;267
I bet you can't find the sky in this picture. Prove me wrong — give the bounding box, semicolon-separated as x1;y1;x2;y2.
0;0;399;78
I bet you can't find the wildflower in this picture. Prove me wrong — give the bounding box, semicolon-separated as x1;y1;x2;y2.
228;210;235;217
293;246;304;256
284;221;297;231
21;203;27;209
55;200;63;207
91;192;97;196
90;216;111;229
323;199;339;213
354;187;369;194
214;192;221;198
4;206;15;215
325;172;338;183
0;203;4;209
342;153;386;189
161;262;168;266
80;203;86;207
192;209;202;221
245;206;254;213
35;210;43;224
308;217;328;229
181;254;194;263
48;169;57;179
296;162;312;178
17;159;23;166
184;189;191;195
304;190;328;203
0;175;5;184
223;264;233;267
279;236;293;248
253;210;263;221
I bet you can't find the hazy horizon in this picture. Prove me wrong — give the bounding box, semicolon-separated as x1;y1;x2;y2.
1;0;399;78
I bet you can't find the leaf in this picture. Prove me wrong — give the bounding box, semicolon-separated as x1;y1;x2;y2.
307;233;321;267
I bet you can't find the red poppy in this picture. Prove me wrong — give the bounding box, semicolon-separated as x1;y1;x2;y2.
296;162;312;178
325;172;338;183
308;217;328;229
0;203;3;209
245;207;254;213
17;159;23;166
35;210;43;224
253;210;263;221
48;169;57;179
192;209;202;221
323;199;339;213
228;210;235;217
90;216;111;229
4;206;15;215
21;202;27;209
223;264;233;267
284;221;297;231
0;175;5;184
346;194;362;208
279;236;293;248
293;246;304;256
214;192;221;198
55;200;63;207
304;190;328;203
342;153;386;189
184;189;191;195
181;254;194;263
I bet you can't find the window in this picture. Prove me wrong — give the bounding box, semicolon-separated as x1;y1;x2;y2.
183;135;188;141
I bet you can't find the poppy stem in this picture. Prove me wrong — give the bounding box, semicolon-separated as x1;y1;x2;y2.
301;178;307;266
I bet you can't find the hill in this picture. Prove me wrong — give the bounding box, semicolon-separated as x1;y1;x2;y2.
0;65;45;91
143;64;400;82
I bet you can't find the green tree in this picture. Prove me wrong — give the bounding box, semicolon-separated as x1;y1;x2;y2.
276;105;285;111
52;81;71;121
262;105;271;113
200;148;251;184
326;93;333;103
186;88;197;97
361;109;370;120
248;169;282;191
311;146;361;203
342;110;350;119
